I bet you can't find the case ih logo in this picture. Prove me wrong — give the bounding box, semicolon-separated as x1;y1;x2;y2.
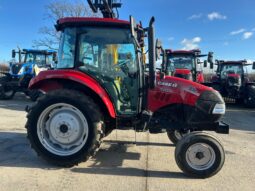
158;81;178;88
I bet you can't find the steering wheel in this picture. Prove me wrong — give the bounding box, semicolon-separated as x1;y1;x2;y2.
113;60;129;68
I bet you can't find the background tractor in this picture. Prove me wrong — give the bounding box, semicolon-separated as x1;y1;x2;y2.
0;49;57;100
164;49;214;83
26;0;229;178
210;60;255;107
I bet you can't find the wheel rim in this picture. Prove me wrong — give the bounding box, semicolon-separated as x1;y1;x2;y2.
185;143;216;171
37;103;89;156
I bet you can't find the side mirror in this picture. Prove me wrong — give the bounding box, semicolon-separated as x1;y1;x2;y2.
207;52;214;69
207;51;213;63
203;60;207;67
210;62;214;69
12;50;16;58
130;16;140;47
253;62;255;70
53;52;57;62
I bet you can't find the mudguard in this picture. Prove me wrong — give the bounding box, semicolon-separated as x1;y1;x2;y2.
29;69;116;118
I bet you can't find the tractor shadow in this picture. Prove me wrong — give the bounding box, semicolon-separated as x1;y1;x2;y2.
0;93;33;112
0;131;188;179
0;131;58;169
71;141;187;179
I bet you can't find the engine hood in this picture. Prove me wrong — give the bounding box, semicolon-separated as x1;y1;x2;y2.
227;73;240;78
174;69;191;75
148;75;215;112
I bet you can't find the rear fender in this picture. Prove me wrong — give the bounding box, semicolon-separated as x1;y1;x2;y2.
196;72;205;83
29;70;116;118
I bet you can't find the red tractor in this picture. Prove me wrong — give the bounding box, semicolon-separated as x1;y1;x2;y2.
26;0;229;178
164;49;213;83
210;60;255;107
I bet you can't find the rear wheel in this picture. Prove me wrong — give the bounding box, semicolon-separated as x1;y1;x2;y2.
26;89;104;167
0;76;15;100
175;132;225;178
244;86;255;108
28;89;41;101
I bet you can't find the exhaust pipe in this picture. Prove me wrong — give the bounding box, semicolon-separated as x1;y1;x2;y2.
148;17;156;89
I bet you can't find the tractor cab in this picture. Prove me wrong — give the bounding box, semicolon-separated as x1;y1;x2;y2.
165;49;213;83
55;17;142;115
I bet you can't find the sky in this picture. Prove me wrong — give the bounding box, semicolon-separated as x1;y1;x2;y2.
0;0;255;62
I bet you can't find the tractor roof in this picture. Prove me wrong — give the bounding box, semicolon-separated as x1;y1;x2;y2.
23;49;56;55
166;49;208;58
216;60;251;65
55;17;130;31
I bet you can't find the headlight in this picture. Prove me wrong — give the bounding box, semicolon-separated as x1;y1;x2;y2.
212;103;225;114
18;67;25;75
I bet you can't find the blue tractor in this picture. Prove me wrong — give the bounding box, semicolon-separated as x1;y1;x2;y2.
0;49;57;100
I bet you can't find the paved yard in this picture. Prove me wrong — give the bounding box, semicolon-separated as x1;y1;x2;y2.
0;94;254;191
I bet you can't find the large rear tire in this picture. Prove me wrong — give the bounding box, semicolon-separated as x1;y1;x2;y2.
244;85;255;108
0;76;15;100
26;89;104;167
175;132;225;178
28;89;41;102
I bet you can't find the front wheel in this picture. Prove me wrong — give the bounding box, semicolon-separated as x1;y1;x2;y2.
26;89;104;167
0;76;15;100
167;130;189;145
175;132;225;178
244;86;255;108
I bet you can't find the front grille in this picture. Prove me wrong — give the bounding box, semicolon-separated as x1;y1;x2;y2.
227;76;241;86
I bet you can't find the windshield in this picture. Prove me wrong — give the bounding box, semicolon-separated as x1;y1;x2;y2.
220;64;243;78
168;54;195;70
24;52;53;67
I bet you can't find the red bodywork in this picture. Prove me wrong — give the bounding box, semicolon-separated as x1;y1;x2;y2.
147;76;211;112
175;69;191;75
58;17;130;25
227;73;240;78
30;70;212;118
196;71;205;83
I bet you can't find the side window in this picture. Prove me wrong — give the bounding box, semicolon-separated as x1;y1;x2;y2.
57;29;76;69
79;41;99;68
116;44;137;74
